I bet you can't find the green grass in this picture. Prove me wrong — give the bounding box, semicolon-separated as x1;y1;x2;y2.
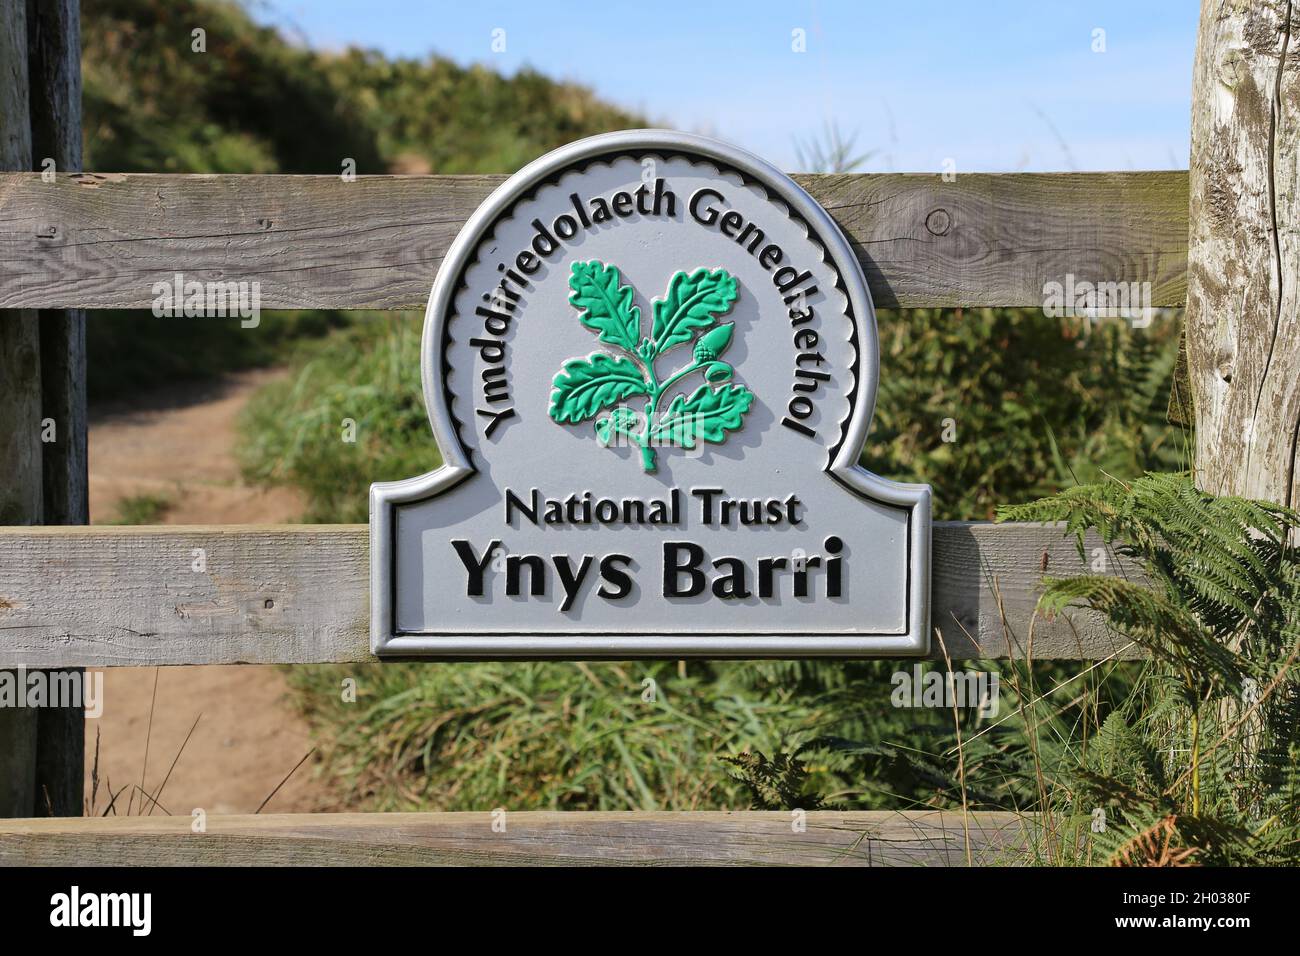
109;493;173;525
236;315;433;523
284;658;999;811
289;660;755;811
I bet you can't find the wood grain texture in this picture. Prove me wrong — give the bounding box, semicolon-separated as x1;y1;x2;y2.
30;0;86;527
26;0;86;818
930;522;1141;660
0;316;41;526
0;525;370;667
36;313;86;527
0;0;39;818
0;810;1030;866
0;522;1142;667
0;0;39;529
0;171;1189;310
1187;1;1300;506
0;0;30;171
0;338;38;759
24;0;82;174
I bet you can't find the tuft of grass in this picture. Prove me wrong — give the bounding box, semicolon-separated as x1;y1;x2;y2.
111;493;172;526
287;661;781;811
237;316;434;523
285;656;1032;813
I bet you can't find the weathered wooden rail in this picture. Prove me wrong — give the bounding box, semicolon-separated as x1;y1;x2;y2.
0;169;1187;311
0;810;1033;866
0;523;1140;666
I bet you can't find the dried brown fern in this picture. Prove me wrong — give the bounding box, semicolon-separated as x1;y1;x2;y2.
1109;816;1198;867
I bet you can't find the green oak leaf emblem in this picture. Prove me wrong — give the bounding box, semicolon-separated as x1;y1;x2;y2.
548;260;754;472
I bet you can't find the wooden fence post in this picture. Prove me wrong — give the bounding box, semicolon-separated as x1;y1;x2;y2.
28;0;87;817
1187;0;1298;504
0;0;42;818
0;0;85;817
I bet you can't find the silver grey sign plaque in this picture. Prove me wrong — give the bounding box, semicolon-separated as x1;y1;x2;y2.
371;130;931;658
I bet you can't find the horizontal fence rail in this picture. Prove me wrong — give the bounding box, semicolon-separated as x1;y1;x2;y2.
0;810;1032;866
0;171;1188;310
0;522;1142;667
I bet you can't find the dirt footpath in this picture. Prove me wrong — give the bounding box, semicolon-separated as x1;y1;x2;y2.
85;369;329;815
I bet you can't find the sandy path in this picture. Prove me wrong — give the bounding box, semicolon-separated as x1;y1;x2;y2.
85;368;329;815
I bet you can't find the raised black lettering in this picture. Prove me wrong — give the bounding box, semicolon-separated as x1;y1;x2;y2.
452;539;499;596
663;542;706;597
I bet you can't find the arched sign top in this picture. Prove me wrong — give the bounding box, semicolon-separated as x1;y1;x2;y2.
373;129;931;658
419;130;878;477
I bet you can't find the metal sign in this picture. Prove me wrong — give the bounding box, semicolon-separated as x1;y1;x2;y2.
371;130;931;658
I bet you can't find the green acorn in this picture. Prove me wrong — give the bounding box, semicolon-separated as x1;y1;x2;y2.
702;361;733;383
693;322;735;364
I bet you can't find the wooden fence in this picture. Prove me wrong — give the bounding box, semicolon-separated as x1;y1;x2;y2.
1;0;1294;865
0;167;1165;865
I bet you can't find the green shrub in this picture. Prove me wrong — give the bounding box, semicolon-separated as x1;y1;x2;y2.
241;310;1185;523
867;308;1186;519
82;0;645;399
996;473;1300;865
109;493;172;525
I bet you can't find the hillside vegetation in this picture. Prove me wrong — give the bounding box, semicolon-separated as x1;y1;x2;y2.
83;0;641;175
81;0;644;398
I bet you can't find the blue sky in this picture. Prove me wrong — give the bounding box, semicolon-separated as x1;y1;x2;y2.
251;0;1197;173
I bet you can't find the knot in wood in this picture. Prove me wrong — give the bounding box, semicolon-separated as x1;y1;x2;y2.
925;208;951;236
